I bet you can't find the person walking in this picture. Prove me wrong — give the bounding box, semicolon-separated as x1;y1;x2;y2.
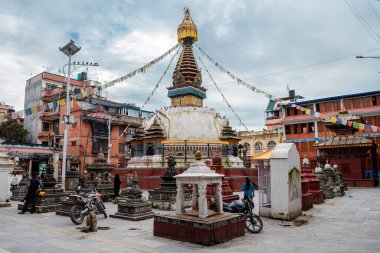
242;177;254;200
10;172;19;192
19;172;42;214
114;174;121;198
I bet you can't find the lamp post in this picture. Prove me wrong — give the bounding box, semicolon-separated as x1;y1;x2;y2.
356;56;380;59
59;40;81;191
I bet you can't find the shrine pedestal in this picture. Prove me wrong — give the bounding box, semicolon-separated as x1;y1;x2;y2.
154;212;245;246
10;174;29;201
18;187;68;213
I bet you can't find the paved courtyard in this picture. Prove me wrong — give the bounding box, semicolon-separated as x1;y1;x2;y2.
0;188;379;253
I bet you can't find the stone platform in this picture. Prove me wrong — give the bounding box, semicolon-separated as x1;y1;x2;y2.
153;212;245;246
18;188;68;213
110;201;154;221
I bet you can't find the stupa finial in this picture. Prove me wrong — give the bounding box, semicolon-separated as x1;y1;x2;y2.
177;7;198;43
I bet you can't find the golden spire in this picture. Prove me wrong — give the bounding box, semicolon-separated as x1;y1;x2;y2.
177;7;198;43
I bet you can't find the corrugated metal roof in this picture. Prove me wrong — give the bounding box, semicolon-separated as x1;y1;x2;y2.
314;135;374;148
295;90;380;105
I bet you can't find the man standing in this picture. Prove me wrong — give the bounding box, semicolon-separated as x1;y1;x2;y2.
242;177;254;200
19;172;42;214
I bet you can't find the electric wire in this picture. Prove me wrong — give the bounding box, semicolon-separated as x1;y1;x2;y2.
366;0;380;19
193;45;249;131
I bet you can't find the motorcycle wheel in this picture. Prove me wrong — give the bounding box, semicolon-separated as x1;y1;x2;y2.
245;214;263;234
97;202;108;218
70;205;85;225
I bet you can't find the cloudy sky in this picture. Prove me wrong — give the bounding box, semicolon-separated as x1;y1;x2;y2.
1;0;380;130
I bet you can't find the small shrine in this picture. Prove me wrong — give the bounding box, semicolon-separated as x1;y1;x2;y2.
0;143;14;207
321;163;337;199
65;157;81;191
154;151;245;246
18;163;67;213
148;156;191;210
86;152;114;201
206;155;239;203
110;174;154;221
315;165;335;199
300;157;324;211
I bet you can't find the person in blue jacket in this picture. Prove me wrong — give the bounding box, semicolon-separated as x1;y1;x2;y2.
242;177;254;200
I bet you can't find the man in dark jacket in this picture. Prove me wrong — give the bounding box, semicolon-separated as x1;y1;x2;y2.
19;172;42;214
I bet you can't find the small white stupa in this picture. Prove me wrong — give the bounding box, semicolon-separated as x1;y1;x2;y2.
0;141;14;207
175;151;223;218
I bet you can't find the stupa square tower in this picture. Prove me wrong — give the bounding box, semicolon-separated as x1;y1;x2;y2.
126;8;249;190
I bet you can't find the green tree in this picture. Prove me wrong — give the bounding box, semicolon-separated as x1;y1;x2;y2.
0;120;28;143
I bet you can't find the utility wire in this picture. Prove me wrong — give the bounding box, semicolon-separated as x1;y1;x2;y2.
193;45;249;131
366;0;380;20
344;0;380;44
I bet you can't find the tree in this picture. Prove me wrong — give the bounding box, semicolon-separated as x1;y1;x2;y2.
0;120;28;143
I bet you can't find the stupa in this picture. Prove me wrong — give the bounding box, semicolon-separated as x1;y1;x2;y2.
126;8;246;190
0;143;14;207
154;151;245;246
86;151;114;201
110;174;154;221
149;156;191;210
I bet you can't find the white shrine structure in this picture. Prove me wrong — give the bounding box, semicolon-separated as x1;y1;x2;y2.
175;151;223;218
0;143;14;207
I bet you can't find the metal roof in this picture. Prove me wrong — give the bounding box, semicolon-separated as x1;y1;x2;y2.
295;89;380;105
313;135;375;149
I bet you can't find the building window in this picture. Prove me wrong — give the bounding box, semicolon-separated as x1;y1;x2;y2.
267;141;276;149
315;103;320;112
74;88;81;95
71;141;76;146
285;125;291;135
42;141;48;146
373;96;377;106
42;122;50;132
119;143;125;153
254;142;263;151
46;83;57;91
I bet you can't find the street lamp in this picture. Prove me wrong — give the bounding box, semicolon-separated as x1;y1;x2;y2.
356;56;380;59
59;40;81;191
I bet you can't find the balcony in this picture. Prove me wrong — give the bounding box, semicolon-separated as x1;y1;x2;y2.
41;88;65;102
118;115;144;126
40;111;60;121
38;131;55;139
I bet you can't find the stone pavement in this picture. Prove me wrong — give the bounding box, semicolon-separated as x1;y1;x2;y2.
0;188;379;253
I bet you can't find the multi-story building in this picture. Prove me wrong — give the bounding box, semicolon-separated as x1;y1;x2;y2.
0;104;23;124
24;72;91;145
238;130;280;158
61;98;152;171
265;89;380;187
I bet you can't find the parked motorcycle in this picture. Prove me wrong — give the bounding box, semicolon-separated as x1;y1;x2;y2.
69;185;107;225
211;197;263;233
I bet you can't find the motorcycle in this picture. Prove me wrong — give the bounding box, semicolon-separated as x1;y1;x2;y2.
211;197;263;233
69;185;107;225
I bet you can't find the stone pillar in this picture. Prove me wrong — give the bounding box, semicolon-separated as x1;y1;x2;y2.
198;183;208;218
192;185;198;210
215;183;223;214
53;152;59;180
176;183;185;214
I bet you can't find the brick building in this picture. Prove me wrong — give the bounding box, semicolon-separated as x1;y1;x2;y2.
265;89;380;187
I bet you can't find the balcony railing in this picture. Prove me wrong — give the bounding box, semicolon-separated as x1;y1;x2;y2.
41;88;65;102
40;111;60;121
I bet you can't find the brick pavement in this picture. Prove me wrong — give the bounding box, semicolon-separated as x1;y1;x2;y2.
0;188;379;253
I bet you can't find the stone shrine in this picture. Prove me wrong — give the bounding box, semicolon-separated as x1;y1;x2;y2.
300;157;324;211
206;155;239;203
154;151;245;246
0;143;14;207
86;152;114;201
315;165;335;199
110;174;154;221
10;162;29;201
18;163;68;213
321;163;336;199
149;156;191;210
332;164;345;197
